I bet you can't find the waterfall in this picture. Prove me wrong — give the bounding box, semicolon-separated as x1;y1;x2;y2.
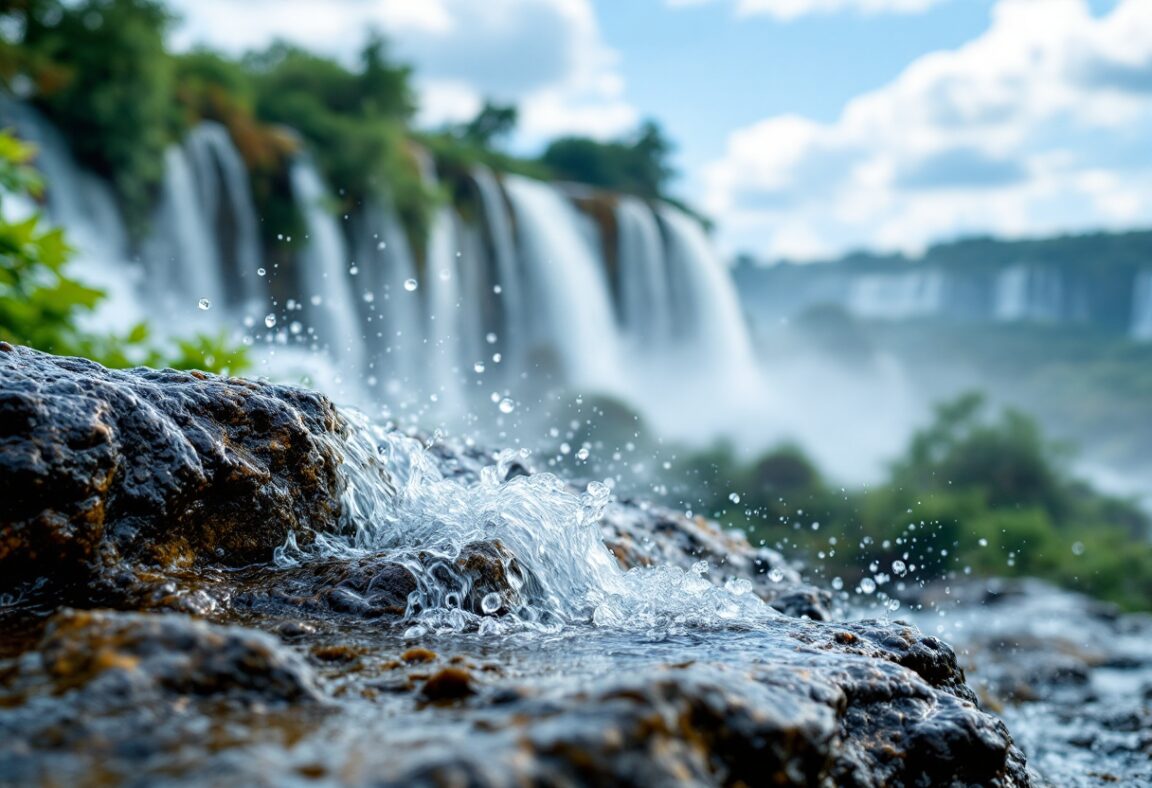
350;202;424;399
9;99;780;454
472;167;524;374
289;159;365;371
615;196;672;347
503;175;624;392
658;205;757;373
149;145;228;311
1133;271;1152;341
1;98;143;334
994;266;1063;323
184;122;265;308
456;219;493;386
424;207;465;415
847;270;945;320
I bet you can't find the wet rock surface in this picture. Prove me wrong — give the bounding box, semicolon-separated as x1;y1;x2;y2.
0;347;1045;785
911;579;1152;786
0;342;348;599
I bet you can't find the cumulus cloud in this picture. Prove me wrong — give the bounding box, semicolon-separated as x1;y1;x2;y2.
702;0;1152;259
167;0;637;143
669;0;947;21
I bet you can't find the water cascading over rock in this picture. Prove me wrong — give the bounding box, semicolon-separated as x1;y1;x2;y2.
6;108;773;443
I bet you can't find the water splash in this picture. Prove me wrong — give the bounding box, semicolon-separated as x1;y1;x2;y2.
277;411;774;635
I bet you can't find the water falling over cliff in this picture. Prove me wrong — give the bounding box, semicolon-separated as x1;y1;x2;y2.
4;108;773;452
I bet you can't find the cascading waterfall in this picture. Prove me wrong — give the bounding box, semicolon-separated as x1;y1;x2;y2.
502;174;625;393
350;201;424;399
1133;271;1152;341
424;207;466;415
658;205;758;375
615;196;672;347
847;270;945;320
184;122;265;308
148;145;228;311
289;158;366;373
472;167;525;374
994;266;1063;323
1;98;142;334
12;105;777;449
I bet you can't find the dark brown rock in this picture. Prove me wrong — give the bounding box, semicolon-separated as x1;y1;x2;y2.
0;345;352;596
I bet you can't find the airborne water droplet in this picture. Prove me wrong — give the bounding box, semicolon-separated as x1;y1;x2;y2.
197;298;211;311
404;278;418;292
498;398;515;414
257;267;266;277
473;361;485;374
264;314;277;328
481;592;502;615
575;448;590;461
728;492;741;504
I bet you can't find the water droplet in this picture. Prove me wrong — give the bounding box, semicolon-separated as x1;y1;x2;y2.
493;284;502;294
473;361;485;374
728;492;741;504
257;267;266;277
498;398;515;414
486;332;498;344
197;298;211;310
575;448;590;461
481;592;502;615
767;568;785;583
349;265;359;275
310;295;322;306
978;538;989;547
377;241;387;250
859;578;877;595
264;314;277;328
404;279;418;292
1071;541;1085;556
892;560;907;576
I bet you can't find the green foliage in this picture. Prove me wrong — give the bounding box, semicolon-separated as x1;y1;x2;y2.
540;120;675;200
455;101;518;148
243;38;437;252
675;391;1152;610
13;0;176;237
0;129;248;375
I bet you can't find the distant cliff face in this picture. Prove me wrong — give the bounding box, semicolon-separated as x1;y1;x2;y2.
734;231;1152;340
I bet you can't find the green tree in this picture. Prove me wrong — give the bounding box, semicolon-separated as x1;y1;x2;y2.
457;101;518;148
15;0;176;237
540;119;675;199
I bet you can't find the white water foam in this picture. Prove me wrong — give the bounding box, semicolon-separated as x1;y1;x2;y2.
276;410;774;636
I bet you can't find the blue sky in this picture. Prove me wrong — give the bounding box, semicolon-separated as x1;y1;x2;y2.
172;0;1150;260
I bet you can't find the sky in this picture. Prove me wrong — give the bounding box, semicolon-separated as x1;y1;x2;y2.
169;0;1152;260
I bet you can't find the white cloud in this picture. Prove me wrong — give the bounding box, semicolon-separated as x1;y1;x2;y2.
167;0;636;145
669;0;948;21
702;0;1152;259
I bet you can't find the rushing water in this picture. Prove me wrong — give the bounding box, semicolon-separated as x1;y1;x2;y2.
277;412;772;636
